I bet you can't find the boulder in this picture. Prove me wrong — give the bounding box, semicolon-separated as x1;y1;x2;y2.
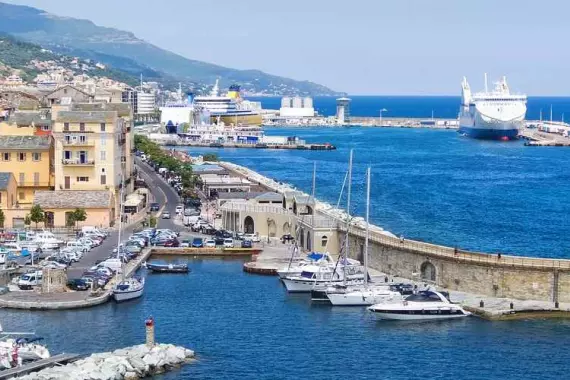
124;372;139;380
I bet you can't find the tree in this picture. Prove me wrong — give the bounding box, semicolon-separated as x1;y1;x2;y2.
149;216;157;228
29;204;45;230
24;215;31;228
66;212;76;228
203;153;219;162
72;208;87;229
0;209;5;229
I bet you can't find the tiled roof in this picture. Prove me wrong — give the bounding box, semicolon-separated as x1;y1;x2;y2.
217;192;265;200
55;111;118;123
255;192;284;202
9;111;52;126
34;190;112;209
72;103;132;117
0;135;51;150
0;172;13;190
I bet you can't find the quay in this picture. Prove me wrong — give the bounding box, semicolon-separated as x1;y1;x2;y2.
263;116;459;128
0;354;80;380
151;247;262;257
520;126;570;146
161;140;336;150
216;160;570;320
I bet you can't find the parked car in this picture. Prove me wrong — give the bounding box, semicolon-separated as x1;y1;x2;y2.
150;203;160;212
180;239;191;248
223;238;234;248
214;237;225;246
175;205;184;215
67;278;89;291
164;239;180;247
241;240;252;249
191;238;203;248
244;234;260;243
204;239;216;248
281;234;295;243
162;211;171;219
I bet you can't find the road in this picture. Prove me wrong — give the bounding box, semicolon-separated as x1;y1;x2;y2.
67;158;181;278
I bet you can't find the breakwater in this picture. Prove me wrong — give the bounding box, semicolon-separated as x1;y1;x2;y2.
219;160;570;306
17;344;194;380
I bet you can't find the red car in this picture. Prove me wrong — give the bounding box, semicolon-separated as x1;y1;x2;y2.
163;239;180;247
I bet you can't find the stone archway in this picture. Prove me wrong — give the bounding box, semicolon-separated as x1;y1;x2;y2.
244;216;255;234
420;261;436;282
282;222;291;235
306;231;312;251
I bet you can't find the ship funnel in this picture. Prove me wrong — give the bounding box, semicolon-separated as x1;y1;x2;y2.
186;92;194;104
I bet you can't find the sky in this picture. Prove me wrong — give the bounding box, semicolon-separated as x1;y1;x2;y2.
4;0;570;95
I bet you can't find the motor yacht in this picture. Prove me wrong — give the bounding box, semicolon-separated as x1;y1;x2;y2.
112;277;145;302
277;252;336;279
367;290;471;321
282;263;365;293
326;284;404;306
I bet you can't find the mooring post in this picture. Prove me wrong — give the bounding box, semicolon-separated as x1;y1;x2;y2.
145;316;155;347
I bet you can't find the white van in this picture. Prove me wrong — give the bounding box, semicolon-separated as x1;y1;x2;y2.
100;258;122;273
81;226;106;238
66;241;90;253
183;216;200;226
18;271;43;290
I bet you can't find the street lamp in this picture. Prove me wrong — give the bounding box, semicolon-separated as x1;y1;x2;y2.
379;108;388;126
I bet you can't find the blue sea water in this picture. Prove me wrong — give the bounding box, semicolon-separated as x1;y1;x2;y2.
182;127;570;259
247;95;570;121
3;259;570;380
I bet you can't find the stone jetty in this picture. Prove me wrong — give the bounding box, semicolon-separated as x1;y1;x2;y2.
17;344;195;380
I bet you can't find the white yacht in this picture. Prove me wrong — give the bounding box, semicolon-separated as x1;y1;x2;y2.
277;252;336;279
326;285;403;306
33;231;63;251
368;290;471;321
281;263;365;293
459;75;527;140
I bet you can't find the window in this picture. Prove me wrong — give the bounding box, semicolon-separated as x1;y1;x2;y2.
63;122;69;131
100;123;106;132
18;192;25;201
100;175;106;185
19;173;25;184
33;172;40;186
63;88;68;95
18;152;26;161
2;152;9;161
64;151;72;160
77;177;89;182
41;125;50;131
32;152;41;161
79;123;85;132
100;135;106;146
64;135;71;144
321;235;328;247
79;135;87;143
100;151;106;161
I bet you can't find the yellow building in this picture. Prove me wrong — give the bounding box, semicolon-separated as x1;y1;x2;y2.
0;135;54;206
52;107;131;213
0;172;29;228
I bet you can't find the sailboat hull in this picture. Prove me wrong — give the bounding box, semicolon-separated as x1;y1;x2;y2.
113;286;144;302
327;290;402;306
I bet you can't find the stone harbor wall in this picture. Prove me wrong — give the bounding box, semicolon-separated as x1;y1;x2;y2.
19;344;195;380
41;268;67;293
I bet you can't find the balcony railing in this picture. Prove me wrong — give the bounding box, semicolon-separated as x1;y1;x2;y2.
17;181;52;187
118;137;127;145
62;140;95;146
62;159;95;165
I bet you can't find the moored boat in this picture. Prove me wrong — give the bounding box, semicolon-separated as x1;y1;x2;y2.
145;262;189;273
112;277;145;302
367;290;471;321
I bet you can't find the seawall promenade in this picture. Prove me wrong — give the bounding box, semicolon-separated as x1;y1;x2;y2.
218;160;570;308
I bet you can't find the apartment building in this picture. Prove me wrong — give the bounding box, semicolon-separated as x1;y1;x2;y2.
0;135;54;205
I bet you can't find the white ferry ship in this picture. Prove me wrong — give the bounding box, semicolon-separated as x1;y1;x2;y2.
459;75;527;140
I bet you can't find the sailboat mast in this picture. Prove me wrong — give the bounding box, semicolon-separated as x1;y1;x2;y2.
364;167;371;288
311;162;316;199
344;150;353;283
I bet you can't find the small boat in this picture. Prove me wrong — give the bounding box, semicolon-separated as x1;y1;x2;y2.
112;277;145;302
145;262;189;273
368;290;471;321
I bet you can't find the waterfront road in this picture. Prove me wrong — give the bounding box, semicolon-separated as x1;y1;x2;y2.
67;159;181;278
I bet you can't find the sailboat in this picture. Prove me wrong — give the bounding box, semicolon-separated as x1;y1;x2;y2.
326;167;402;306
282;151;365;293
112;181;145;302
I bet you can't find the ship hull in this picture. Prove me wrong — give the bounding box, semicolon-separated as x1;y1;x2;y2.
212;113;262;126
458;126;519;140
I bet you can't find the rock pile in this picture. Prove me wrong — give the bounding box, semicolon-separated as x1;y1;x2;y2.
20;343;195;380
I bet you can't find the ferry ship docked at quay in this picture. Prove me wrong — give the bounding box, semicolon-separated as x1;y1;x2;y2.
459;75;527;140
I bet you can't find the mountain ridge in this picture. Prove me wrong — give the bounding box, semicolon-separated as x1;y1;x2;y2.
0;2;340;96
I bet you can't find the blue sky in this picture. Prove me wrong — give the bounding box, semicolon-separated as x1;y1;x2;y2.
4;0;569;95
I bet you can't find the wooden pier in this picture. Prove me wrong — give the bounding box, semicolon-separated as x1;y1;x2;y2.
0;353;80;379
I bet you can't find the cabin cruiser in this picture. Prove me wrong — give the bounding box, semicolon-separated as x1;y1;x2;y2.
112;277;145;302
367;290;471;321
325;284;404;306
277;252;336;279
0;337;51;362
281;262;365;293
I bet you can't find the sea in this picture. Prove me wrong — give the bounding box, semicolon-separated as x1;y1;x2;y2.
2;96;570;379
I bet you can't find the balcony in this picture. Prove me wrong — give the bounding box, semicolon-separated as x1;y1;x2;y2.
62;158;95;166
62;139;95;147
18;181;52;188
118;137;127;145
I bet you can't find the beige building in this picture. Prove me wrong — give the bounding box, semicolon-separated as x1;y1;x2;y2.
52;107;131;214
44;85;94;106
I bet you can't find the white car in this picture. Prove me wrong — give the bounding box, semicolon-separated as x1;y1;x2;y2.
175;205;184;215
244;234;260;243
204;239;216;248
223;238;234;248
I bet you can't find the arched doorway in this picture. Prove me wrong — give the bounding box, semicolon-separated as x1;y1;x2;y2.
306;231;312;251
321;235;328;248
267;219;277;237
420;261;436;282
244;216;255;234
299;228;305;248
282;222;291;235
44;212;54;228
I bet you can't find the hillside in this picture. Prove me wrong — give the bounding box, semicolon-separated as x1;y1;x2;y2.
0;2;340;96
0;33;143;86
